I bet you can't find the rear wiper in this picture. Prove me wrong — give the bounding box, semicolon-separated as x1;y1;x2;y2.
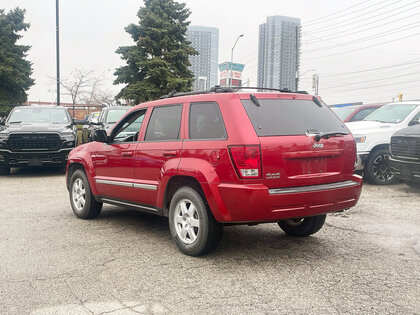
250;94;261;107
314;131;348;142
312;96;322;107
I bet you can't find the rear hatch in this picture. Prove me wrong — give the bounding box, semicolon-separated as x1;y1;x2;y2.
241;94;355;188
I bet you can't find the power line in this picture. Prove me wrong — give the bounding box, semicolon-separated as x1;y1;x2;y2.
303;20;420;53
322;77;420;92
322;71;420;89
302;58;420;78
304;31;420;60
306;0;371;25
303;9;420;45
304;0;407;33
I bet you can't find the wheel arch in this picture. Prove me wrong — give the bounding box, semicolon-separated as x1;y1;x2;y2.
162;175;205;217
368;143;390;157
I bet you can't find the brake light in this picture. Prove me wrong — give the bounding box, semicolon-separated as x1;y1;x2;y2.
229;145;261;179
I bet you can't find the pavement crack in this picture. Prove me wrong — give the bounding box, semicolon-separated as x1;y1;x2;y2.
64;280;94;315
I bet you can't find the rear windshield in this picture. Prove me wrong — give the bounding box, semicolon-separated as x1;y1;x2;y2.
332;107;355;120
242;99;348;136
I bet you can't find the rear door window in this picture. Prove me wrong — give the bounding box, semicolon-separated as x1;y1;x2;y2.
350;107;378;122
145;105;182;141
189;102;227;140
242;98;348;136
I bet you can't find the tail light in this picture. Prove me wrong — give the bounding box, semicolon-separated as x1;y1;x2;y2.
229;145;261;179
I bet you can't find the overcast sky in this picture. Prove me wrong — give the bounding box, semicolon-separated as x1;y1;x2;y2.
2;0;420;105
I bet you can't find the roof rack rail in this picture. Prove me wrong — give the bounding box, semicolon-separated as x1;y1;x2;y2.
160;86;309;99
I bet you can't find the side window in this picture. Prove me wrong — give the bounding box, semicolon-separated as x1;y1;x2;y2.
409;111;420;126
145;105;182;141
351;108;378;122
189;102;227;140
112;110;146;142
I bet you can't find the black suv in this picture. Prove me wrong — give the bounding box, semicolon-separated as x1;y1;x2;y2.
389;124;420;188
82;106;130;143
0;106;77;175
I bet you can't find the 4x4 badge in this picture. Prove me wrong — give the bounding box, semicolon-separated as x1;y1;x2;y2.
313;143;324;148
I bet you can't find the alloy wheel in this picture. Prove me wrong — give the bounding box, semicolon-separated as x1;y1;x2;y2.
72;178;86;212
174;198;200;245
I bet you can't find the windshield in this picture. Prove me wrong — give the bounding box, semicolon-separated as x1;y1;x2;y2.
242;99;348;136
8;107;69;123
105;109;128;124
332;107;356;120
364;104;418;123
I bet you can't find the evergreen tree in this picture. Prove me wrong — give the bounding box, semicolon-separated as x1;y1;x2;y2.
0;8;34;106
114;0;197;103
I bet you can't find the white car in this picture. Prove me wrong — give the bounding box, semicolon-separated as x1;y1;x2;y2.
347;101;420;185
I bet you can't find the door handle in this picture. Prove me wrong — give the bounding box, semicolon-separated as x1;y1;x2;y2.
163;150;177;157
122;151;133;157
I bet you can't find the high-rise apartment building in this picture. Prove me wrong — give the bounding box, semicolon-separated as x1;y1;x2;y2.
257;16;301;91
187;26;219;91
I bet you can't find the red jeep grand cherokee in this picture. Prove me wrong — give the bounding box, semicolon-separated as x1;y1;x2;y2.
66;87;362;256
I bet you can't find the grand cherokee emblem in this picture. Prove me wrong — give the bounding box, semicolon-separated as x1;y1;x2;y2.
313;143;324;148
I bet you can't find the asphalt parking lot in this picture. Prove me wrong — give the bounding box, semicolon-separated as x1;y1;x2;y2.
0;168;419;314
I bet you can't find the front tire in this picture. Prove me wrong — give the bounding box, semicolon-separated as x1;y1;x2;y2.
169;186;223;256
69;169;102;219
278;214;326;236
364;149;397;185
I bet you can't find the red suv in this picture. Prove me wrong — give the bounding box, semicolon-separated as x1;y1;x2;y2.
66;88;362;256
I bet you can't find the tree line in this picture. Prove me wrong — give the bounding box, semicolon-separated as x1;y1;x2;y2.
0;0;197;115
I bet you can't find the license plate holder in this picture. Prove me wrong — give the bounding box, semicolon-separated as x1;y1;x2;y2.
28;158;42;166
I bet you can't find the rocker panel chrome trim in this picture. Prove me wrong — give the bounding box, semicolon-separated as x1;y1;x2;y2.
100;198;158;212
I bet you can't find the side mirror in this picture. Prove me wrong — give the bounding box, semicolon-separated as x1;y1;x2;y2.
92;129;109;143
408;118;420;126
0;120;5;126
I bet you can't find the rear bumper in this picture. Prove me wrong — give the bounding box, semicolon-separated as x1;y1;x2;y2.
206;175;363;223
389;156;420;183
0;148;73;167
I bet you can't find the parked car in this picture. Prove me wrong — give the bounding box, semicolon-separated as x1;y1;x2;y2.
0;106;77;175
389;123;420;188
81;111;100;143
66;87;362;256
347;101;420;185
332;104;383;122
82;107;129;143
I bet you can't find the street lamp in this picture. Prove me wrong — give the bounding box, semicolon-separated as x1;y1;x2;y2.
56;0;60;106
230;34;244;86
295;69;316;92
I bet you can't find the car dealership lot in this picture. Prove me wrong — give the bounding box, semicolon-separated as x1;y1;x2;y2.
0;168;419;314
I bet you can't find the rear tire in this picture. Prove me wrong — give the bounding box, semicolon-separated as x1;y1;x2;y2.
278;214;326;237
0;166;10;175
69;169;102;219
364;149;397;185
169;186;223;256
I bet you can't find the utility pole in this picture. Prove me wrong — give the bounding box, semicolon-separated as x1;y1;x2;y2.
56;0;60;106
312;74;319;95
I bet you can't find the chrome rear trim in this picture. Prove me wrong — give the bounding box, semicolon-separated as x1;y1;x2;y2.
95;179;133;187
133;183;158;191
269;180;359;195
